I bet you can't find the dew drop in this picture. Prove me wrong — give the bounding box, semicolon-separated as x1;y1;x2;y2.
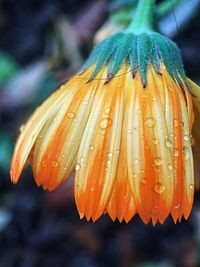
80;157;84;162
107;159;112;165
42;160;47;167
134;158;139;164
173;204;180;210
154;157;163;167
184;135;190;142
152;138;158;145
90;187;94;191
104;107;111;114
174;149;179;157
107;152;113;158
189;184;194;190
165;139;172;148
99;118;113;129
67;112;75;118
167;164;173;171
173;119;179;128
52;160;59;167
141;178;147;184
75;163;81;171
145;117;156;128
89;145;94;151
20;124;25;133
183;147;190;160
154;183;165;194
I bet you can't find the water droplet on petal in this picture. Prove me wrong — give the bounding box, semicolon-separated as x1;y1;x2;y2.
184;135;190;142
52;160;59;167
167;163;173;171
90;187;94;191
104;107;111;114
75;163;81;171
99;118;113;129
107;159;112;165
134;158;139;164
154;157;163;167
154;183;165;194
89;145;94;151
189;184;194;190
107;152;113;158
20;124;25;133
42;160;47;167
152;138;158;145
141;178;147;184
67;112;75;118
165;139;172;148
183;147;190;160
173;119;179;128
174;149;180;157
145;117;156;128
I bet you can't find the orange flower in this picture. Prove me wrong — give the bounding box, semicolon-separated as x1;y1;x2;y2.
9;0;200;226
10;57;200;224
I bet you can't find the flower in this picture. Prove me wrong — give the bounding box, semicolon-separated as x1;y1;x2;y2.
10;30;200;225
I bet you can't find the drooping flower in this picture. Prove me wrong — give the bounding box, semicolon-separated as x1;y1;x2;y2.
10;0;200;225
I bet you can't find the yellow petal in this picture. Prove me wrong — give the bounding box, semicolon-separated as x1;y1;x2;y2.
188;78;200;98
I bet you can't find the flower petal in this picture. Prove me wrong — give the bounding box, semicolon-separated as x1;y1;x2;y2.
32;68;105;191
10;82;74;183
188;78;200;98
75;66;127;221
127;67;175;225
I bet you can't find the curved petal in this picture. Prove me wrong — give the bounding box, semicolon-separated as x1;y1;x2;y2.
10;81;74;182
107;73;136;223
188;78;200;98
75;66;127;221
192;97;200;191
127;67;175;225
32;76;102;191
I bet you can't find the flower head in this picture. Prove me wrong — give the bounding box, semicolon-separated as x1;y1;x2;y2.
10;0;200;225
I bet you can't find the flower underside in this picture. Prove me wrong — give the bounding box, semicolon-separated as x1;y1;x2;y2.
81;32;188;88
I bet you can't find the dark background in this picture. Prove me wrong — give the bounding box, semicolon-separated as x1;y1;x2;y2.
0;1;200;267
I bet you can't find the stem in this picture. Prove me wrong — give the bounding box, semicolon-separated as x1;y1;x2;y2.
127;0;156;34
157;0;181;18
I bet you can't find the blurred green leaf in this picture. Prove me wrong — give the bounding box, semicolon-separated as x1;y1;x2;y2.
0;52;19;85
0;133;13;172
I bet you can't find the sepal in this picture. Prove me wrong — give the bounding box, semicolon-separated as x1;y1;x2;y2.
80;31;187;88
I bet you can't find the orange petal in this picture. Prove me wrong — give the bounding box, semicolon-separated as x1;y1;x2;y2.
32;75;101;191
10;82;73;183
127;67;175;225
75;66;127;221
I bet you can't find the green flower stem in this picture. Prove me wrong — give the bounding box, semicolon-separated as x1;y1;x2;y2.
127;0;156;34
157;0;181;18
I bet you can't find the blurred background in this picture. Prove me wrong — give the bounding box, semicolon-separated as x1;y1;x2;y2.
0;0;200;266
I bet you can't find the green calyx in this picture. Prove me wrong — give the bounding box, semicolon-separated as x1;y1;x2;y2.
80;31;187;88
